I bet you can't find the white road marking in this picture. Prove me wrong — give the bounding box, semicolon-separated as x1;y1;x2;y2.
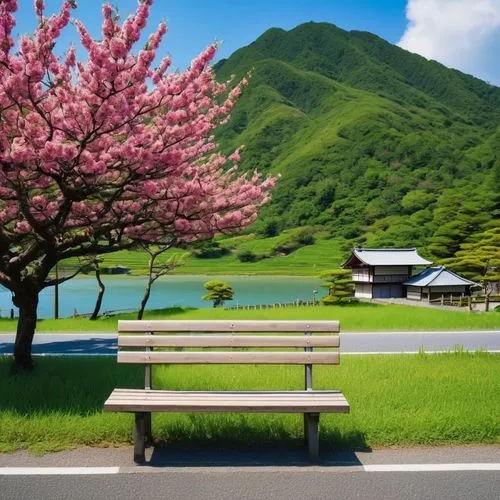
343;331;500;335
1;463;500;475
26;350;500;358
364;463;500;472
342;351;500;355
0;467;120;475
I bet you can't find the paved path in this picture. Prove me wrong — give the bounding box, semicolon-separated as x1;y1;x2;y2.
342;330;500;353
0;446;499;500
371;297;500;313
0;331;499;355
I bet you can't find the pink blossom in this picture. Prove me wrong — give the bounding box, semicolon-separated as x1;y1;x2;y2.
110;39;127;59
228;148;242;163
34;0;44;16
14;221;31;234
61;144;77;161
142;180;157;197
174;219;190;233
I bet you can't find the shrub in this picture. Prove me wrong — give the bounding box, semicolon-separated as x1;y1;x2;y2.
321;295;359;305
237;250;258;262
273;226;317;255
202;280;234;308
295;228;315;245
260;219;280;238
320;269;355;305
191;241;230;259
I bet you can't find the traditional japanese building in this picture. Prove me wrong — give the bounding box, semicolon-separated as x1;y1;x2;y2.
404;266;477;301
342;248;432;299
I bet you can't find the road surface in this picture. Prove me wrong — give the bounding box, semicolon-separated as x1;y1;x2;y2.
0;331;499;355
1;446;499;500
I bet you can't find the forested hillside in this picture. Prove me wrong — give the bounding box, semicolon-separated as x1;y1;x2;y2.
214;22;500;262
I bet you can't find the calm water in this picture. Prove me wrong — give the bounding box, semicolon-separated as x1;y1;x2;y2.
0;276;325;319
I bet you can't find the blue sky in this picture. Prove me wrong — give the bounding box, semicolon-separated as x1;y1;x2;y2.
12;0;500;85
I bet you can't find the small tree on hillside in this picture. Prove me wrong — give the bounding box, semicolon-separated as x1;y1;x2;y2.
320;269;355;305
260;218;280;237
202;280;234;308
442;224;500;305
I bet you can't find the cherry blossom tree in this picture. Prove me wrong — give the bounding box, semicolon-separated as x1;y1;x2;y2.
0;0;274;371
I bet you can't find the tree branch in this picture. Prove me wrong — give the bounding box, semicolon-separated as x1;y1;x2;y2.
0;270;13;289
43;267;82;289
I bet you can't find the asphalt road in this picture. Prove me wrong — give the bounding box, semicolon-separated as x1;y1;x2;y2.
1;470;499;500
0;331;499;355
1;446;499;500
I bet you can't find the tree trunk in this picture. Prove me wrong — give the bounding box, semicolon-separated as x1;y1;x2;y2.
11;288;39;373
89;266;105;320
137;276;153;320
137;250;159;320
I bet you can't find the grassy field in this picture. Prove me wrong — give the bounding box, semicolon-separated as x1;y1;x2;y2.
59;233;345;276
0;352;498;454
0;303;499;333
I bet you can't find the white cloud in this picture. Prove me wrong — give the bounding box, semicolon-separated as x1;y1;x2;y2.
398;0;500;83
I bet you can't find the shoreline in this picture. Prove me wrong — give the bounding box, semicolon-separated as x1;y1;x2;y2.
47;273;320;280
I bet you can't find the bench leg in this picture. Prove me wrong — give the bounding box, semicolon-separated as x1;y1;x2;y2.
305;413;320;462
144;412;153;447
134;413;146;464
303;414;309;446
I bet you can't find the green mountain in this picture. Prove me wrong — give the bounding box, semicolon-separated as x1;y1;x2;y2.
214;22;500;260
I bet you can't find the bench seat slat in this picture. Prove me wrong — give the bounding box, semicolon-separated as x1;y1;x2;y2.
118;335;340;348
107;394;348;401
104;389;350;413
107;398;349;405
118;320;339;333
111;389;344;395
117;351;339;365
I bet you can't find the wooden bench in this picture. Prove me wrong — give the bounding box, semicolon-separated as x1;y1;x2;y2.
104;320;349;463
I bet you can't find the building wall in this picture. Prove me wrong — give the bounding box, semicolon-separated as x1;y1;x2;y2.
373;283;404;298
352;266;410;283
428;286;468;300
352;267;371;282
429;286;467;294
355;283;372;298
373;266;408;275
407;286;422;300
417;285;469;301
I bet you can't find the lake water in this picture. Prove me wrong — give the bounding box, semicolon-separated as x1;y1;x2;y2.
0;276;325;319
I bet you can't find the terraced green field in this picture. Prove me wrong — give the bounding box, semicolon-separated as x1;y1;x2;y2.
60;234;345;276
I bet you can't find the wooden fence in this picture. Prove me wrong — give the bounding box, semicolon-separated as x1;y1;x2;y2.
429;294;499;311
72;307;138;318
224;299;321;311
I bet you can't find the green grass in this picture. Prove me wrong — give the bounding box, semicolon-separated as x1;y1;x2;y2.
1;303;498;333
0;307;194;333
0;353;498;453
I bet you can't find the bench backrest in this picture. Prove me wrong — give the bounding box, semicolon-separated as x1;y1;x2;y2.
117;320;340;390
